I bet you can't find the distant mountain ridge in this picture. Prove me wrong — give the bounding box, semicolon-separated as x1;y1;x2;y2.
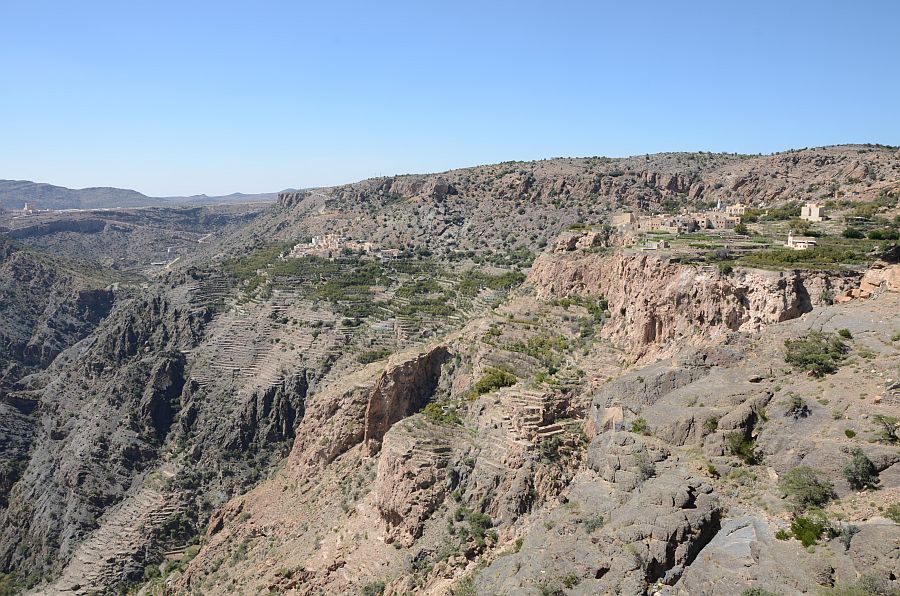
0;179;279;211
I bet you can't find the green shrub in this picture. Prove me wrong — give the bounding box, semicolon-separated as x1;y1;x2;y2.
143;564;161;580
844;429;856;438
885;503;900;524
774;528;791;540
450;507;493;547
704;416;720;433
871;414;899;443
784;332;848;377
784;395;811;419
741;589;778;596
635;452;656;481
778;466;834;512
726;431;760;465
843;448;879;490
357;349;392;364
790;515;825;547
837;328;853;339
838;524;860;551
842;228;865;239
630;417;649;435
422;401;462;426
582;515;604;533
473;368;517;396
868;228;900;241
361;580;386;596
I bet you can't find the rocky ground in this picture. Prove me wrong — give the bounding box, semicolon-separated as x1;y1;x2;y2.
0;145;897;595
166;239;900;596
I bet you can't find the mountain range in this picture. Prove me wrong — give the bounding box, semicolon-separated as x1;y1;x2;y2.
0;179;279;211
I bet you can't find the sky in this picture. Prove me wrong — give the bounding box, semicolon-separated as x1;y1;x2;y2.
1;1;898;196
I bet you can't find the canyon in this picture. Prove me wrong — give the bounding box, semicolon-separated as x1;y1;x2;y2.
0;145;898;595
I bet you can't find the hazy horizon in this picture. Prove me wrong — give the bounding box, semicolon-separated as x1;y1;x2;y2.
3;142;896;199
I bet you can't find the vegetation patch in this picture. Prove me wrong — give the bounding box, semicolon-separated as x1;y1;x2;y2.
778;466;834;513
357;348;392;364
457;269;525;296
504;333;569;371
726;432;760;465
871;414;899;444
422;401;462;426
630;417;650;435
789;515;826;547
784;332;848;377
843;448;879;490
473;367;517;396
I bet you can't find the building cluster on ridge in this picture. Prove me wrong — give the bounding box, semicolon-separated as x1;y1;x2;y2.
286;232;402;260
611;200;828;251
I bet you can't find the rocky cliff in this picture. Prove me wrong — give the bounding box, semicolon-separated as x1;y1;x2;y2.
528;233;860;359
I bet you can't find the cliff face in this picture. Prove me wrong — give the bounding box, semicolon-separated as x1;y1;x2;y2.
288;344;452;475
527;237;860;359
362;346;450;455
0;238;115;382
0;292;203;579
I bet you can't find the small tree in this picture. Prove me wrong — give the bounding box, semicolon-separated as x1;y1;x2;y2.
630;417;649;435
843;448;879;490
778;466;834;512
790;515;826;547
871;414;899;444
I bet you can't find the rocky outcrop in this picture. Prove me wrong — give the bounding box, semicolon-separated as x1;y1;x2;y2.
363;346;450;455
528;243;859;358
224;373;308;452
372;418;463;546
5;218;108;239
290;344;451;474
0;292;204;581
138;352;187;442
0;238;116;380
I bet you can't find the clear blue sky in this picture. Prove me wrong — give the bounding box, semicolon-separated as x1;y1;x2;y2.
1;1;898;196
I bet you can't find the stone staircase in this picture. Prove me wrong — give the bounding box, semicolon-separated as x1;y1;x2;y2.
45;466;181;595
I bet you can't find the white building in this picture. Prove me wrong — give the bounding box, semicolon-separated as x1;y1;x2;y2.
786;231;817;251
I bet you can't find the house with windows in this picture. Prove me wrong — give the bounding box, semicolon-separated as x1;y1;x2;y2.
786;231;817;250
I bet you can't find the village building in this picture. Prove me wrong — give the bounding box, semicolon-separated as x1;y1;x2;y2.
786;231;817;251
800;202;825;222
639;239;670;251
725;202;747;217
707;212;740;229
611;212;636;227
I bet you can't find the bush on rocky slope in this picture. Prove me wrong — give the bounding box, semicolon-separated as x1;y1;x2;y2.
784;332;848;376
842;448;879;490
778;466;835;513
